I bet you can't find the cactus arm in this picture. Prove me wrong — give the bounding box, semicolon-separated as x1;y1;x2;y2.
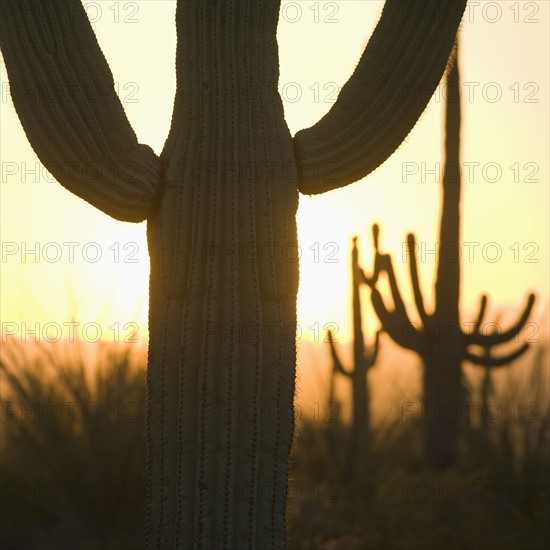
469;294;536;346
362;224;422;352
461;294;488;345
367;329;382;367
365;226;409;316
368;284;422;352
293;0;467;194
363;265;421;353
465;343;530;368
407;233;431;324
328;330;352;377
472;294;488;334
0;0;160;222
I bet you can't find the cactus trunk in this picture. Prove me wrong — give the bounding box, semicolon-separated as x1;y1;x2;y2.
144;3;299;548
350;363;369;453
349;244;370;460
422;55;462;469
422;350;464;469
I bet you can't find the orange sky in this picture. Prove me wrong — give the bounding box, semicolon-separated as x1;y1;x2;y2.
1;1;548;354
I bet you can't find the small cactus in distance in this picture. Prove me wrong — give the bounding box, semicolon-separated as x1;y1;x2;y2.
327;237;381;475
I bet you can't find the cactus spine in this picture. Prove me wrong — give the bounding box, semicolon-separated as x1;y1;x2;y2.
361;46;535;469
1;0;467;546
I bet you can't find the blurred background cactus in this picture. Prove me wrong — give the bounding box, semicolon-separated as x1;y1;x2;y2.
360;47;536;469
327;237;381;476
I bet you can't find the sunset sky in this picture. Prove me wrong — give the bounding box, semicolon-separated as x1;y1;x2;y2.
1;1;548;355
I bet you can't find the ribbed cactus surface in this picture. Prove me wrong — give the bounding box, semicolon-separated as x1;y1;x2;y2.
146;3;298;547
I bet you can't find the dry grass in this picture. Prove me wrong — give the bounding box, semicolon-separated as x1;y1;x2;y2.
1;340;548;549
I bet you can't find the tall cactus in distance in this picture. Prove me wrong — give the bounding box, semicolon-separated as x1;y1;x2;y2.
327;237;381;473
1;0;467;547
360;45;536;470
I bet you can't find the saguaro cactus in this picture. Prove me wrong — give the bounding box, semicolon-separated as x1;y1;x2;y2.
1;0;467;546
327;237;380;469
361;47;536;469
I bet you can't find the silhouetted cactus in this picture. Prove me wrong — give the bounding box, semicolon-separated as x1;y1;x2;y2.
361;46;536;469
478;313;504;438
1;0;467;546
327;237;380;473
